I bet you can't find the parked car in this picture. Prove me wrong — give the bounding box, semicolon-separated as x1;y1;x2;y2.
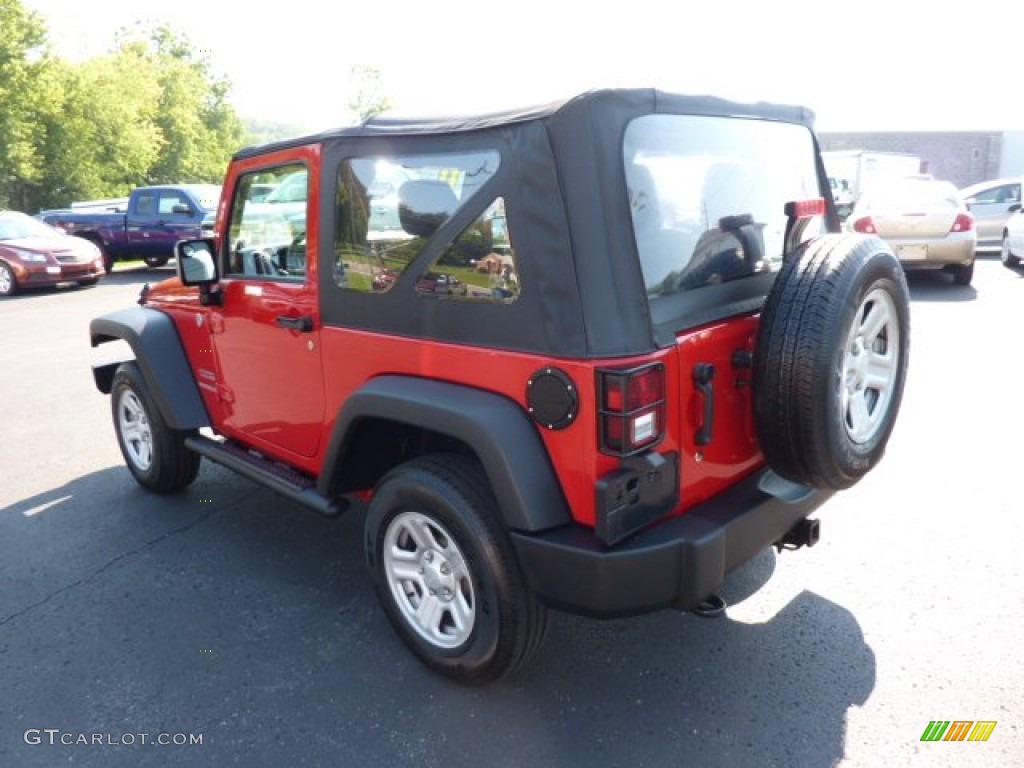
960;177;1022;251
849;178;976;285
47;184;221;271
89;88;910;684
0;210;105;296
1000;202;1024;268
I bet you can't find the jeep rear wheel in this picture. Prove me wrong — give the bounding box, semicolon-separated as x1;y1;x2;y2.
753;234;910;490
111;362;201;493
364;454;548;685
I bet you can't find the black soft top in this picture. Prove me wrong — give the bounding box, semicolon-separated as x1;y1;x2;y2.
235;89;815;159
241;90;820;358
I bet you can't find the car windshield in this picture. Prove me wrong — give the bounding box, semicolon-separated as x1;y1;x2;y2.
860;180;961;210
0;212;62;240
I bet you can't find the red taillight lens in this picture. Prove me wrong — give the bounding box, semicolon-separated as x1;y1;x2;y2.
598;363;666;456
851;216;876;234
951;212;974;233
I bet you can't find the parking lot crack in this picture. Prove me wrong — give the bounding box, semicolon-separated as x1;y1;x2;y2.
0;505;226;628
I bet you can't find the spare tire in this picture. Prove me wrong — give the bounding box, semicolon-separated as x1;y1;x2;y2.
753;233;910;490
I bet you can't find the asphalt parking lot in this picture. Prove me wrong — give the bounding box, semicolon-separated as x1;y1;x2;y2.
1;260;1022;767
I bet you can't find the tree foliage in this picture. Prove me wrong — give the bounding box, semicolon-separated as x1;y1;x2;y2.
348;65;392;123
0;1;392;212
0;4;246;211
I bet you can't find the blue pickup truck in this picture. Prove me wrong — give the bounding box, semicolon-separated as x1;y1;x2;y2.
48;184;221;271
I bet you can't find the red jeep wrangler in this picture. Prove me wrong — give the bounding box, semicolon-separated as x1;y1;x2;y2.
89;89;910;684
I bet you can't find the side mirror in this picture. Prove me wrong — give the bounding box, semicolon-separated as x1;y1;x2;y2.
172;204;193;215
1011;203;1022;214
176;238;218;285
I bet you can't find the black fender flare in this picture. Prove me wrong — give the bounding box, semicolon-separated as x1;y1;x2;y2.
319;375;572;533
90;307;210;430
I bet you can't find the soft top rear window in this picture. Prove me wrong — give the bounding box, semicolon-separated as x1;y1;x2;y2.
624;114;821;318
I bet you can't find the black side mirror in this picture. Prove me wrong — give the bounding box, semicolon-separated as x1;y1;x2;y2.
1010;203;1022;214
175;238;221;308
172;204;193;215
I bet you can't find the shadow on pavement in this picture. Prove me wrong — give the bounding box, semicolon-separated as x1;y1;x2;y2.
906;269;977;302
1;469;874;768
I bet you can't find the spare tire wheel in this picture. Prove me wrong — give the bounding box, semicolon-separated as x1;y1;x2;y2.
753;233;910;490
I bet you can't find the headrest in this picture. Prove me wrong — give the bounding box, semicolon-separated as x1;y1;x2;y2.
398;180;459;237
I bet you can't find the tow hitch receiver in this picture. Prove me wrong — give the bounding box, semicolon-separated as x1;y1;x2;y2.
690;594;727;619
775;517;820;552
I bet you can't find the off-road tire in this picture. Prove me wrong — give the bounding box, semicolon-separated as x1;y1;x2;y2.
111;362;200;493
753;234;910;490
364;454;548;685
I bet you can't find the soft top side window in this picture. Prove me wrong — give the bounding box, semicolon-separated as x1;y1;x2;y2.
333;151;500;293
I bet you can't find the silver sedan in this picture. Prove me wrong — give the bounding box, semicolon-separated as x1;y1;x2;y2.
849;178;976;286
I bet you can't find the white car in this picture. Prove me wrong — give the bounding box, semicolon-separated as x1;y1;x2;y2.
1001;202;1024;268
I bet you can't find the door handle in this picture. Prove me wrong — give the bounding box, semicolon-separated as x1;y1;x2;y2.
274;315;313;332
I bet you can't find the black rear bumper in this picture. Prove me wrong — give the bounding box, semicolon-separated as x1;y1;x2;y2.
510;468;833;618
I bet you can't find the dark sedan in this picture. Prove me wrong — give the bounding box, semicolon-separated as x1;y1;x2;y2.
0;211;106;296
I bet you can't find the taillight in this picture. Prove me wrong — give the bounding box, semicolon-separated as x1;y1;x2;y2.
951;212;974;232
785;198;826;218
851;216;876;234
598;363;666;456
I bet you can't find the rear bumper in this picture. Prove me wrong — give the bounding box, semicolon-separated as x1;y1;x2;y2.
511;467;832;618
890;236;974;267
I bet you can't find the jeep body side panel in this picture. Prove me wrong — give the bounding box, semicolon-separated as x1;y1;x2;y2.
320;375;572;533
90;307;210;430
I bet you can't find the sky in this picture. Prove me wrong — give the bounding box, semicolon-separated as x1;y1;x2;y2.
20;0;1023;135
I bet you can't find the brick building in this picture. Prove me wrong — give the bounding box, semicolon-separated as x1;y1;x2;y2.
818;131;1024;188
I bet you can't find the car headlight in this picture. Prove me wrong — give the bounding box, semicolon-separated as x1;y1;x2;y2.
9;248;47;263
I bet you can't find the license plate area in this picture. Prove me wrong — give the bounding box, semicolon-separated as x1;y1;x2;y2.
898;244;928;260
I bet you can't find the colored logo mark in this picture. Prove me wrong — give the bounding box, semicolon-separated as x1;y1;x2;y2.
920;721;997;742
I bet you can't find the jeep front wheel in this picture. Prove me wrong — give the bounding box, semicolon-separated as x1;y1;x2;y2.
364;454;548;685
111;362;201;493
753;234;910;490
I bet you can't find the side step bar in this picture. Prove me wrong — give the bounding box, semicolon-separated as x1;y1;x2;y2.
185;435;347;517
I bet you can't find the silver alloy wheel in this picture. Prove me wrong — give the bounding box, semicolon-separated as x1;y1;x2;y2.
117;390;154;471
382;510;475;649
841;287;900;444
0;263;13;295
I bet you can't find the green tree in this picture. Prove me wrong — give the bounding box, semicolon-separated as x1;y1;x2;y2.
116;24;245;185
0;0;60;210
348;65;392;122
36;49;163;206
